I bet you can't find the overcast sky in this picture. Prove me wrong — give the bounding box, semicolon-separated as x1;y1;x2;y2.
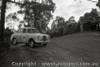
6;0;99;29
53;0;98;21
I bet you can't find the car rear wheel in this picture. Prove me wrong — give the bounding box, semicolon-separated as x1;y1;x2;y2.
43;44;47;46
29;40;35;48
12;38;18;45
25;43;28;46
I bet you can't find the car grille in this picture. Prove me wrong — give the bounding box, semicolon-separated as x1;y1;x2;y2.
43;36;46;41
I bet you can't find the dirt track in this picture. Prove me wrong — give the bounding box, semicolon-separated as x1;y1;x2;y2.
0;32;100;67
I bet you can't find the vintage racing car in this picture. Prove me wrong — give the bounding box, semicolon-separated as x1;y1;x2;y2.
11;27;50;47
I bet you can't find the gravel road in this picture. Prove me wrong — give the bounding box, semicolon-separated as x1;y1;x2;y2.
0;32;100;67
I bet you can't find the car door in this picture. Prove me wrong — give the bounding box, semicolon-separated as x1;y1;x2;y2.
16;29;23;42
21;29;28;43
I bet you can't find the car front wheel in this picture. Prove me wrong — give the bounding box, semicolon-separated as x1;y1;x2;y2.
12;38;18;45
29;40;35;48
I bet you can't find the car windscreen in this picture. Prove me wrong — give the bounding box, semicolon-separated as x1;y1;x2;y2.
28;29;39;33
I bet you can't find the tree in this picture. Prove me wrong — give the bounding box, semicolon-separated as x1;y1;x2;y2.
6;13;19;29
64;16;80;34
78;9;100;31
51;16;65;36
17;0;55;32
6;13;19;22
0;0;55;47
96;0;100;8
51;16;65;28
0;0;22;49
0;0;7;45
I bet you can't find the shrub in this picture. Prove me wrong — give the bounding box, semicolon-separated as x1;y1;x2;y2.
0;28;13;52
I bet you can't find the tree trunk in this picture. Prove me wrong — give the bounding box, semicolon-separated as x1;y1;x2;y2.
0;0;7;44
80;24;83;32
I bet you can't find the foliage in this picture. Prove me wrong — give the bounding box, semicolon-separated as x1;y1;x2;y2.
64;16;80;35
49;16;80;38
78;9;100;31
6;12;19;22
96;0;100;8
50;16;65;37
4;27;13;45
17;0;55;32
4;27;13;38
0;27;13;52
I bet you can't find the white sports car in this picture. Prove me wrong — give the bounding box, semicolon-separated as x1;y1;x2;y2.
11;27;50;47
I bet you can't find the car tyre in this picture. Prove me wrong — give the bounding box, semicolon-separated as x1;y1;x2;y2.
12;38;18;45
25;43;29;46
43;44;47;46
29;40;35;48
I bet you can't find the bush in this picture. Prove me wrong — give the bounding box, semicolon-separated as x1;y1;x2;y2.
49;23;80;38
0;41;10;52
0;28;13;52
4;27;13;38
